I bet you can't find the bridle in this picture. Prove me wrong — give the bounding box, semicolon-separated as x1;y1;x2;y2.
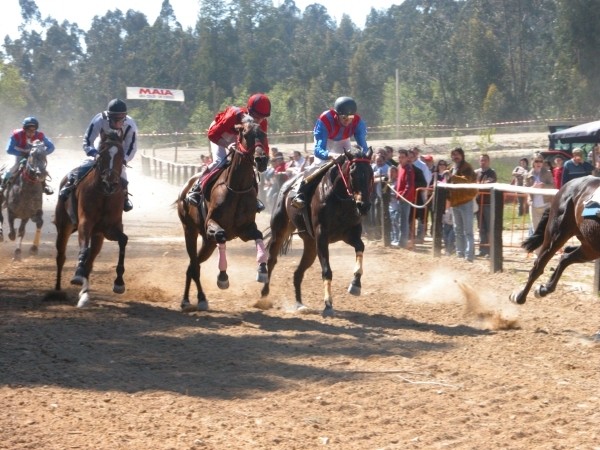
22;147;48;185
335;156;373;201
95;135;124;195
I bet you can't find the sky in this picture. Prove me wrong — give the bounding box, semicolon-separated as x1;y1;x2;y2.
2;1;400;40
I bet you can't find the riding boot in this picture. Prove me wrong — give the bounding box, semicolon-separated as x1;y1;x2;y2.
257;199;265;213
187;181;202;207
121;179;133;212
59;177;75;201
291;182;307;209
43;181;54;195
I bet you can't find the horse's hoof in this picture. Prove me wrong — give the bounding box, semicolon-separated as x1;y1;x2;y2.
256;272;268;283
322;304;335;318
13;249;22;261
197;300;209;311
534;286;545;298
113;284;125;294
30;246;38;255
261;285;270;297
256;263;268;283
217;273;229;290
77;293;90;308
181;300;195;313
0;233;3;243
8;231;15;241
348;284;361;296
509;292;526;305
70;275;85;286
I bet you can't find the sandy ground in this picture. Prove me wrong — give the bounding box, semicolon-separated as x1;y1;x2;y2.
2;134;600;450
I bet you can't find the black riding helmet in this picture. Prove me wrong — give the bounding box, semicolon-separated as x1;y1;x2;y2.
22;116;39;130
107;98;127;116
334;96;357;116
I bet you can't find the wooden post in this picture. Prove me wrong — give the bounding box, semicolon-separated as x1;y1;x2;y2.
489;188;504;273
594;260;600;295
431;185;446;257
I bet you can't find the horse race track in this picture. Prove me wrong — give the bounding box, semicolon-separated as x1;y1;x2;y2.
2;143;600;449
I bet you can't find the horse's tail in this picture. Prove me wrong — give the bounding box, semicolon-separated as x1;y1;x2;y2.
522;207;550;252
262;227;271;241
280;232;293;256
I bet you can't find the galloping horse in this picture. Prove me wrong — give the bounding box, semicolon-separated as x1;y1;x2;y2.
0;141;50;260
261;146;374;316
53;129;128;308
510;175;600;304
176;115;269;311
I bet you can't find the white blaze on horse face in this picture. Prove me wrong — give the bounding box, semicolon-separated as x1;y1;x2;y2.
108;145;118;171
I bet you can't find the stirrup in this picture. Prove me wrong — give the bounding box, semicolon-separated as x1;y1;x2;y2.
124;198;133;212
187;191;201;207
44;185;54;195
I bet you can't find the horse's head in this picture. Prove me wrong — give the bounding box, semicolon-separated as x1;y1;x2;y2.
235;115;269;172
23;140;49;184
95;129;125;195
341;146;374;216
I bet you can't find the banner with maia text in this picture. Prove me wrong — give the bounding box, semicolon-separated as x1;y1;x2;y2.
126;87;185;102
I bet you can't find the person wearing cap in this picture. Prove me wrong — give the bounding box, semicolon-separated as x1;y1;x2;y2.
59;98;138;211
187;93;271;211
561;147;593;186
1;116;56;195
291;96;369;209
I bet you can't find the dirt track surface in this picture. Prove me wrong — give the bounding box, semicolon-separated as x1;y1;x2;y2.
2;137;600;450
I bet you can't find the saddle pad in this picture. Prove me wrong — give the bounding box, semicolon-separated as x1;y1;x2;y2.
200;166;220;192
584;186;600;207
582;206;600;218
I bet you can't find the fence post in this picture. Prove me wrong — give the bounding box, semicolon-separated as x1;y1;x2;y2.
594;261;600;295
490;187;504;272
432;185;446;257
381;186;391;247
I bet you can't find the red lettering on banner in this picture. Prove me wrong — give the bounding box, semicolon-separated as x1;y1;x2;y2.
138;88;174;96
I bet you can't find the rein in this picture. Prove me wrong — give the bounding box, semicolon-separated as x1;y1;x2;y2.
337;157;372;198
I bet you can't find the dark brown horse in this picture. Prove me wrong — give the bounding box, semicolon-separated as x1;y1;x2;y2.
260;146;374;316
53;129;127;308
177;115;269;311
510;175;600;304
0;141;49;260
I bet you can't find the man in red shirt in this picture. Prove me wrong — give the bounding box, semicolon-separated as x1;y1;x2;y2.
395;149;415;249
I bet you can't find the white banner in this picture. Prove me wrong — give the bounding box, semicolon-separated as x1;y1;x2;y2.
126;87;185;102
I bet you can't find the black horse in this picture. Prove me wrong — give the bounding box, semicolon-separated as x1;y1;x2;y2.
510;175;600;304
261;146;374;316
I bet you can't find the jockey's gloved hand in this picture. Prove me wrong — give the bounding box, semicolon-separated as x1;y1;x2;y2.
86;148;99;158
227;142;237;152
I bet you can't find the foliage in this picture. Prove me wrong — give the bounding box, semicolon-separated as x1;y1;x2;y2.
0;0;599;139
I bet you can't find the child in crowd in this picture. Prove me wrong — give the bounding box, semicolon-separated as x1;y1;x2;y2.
387;165;400;246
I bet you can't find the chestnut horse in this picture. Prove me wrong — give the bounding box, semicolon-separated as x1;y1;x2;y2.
260;146;374;316
510;175;600;304
53;129;127;308
176;115;269;311
0;141;49;260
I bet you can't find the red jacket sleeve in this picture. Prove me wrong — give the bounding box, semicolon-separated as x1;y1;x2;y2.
207;107;240;145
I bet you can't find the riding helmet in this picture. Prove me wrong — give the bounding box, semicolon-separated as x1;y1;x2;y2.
247;93;271;118
22;117;39;130
334;97;357;116
107;98;128;115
